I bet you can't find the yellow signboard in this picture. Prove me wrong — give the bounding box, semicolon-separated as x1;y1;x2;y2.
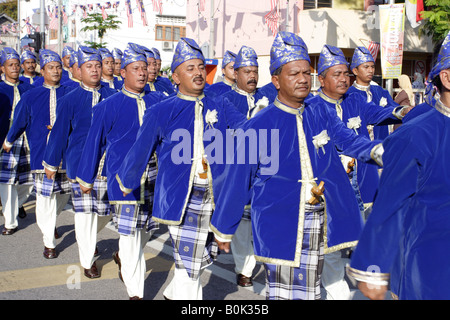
379;4;406;79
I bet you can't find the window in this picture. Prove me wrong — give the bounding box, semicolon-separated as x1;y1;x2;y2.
155;25;186;42
304;0;332;9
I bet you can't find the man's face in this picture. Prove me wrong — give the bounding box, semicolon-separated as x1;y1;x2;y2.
2;59;20;82
156;59;162;75
114;59;122;76
21;58;37;76
272;60;311;106
70;63;81;81
235;66;258;93
121;60;148;93
172;59;206;96
352;61;375;85
62;55;71;68
319;64;350;100
42;61;62;86
222;62;235;83
102;57;115;77
147;57;157;82
80;60;102;87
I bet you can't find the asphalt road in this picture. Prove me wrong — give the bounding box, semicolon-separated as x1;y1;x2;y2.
0;196;375;304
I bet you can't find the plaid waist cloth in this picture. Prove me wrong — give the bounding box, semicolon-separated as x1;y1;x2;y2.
33;172;71;197
0;135;32;185
71;179;111;216
111;159;159;236
168;176;218;280
264;202;325;300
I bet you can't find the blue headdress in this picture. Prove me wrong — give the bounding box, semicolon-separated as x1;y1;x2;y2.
269;31;310;75
317;45;348;75
171;38;204;73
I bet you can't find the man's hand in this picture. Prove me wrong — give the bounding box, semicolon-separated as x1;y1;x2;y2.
214;238;231;253
358;281;388;300
122;192;129;197
44;167;56;180
2;143;11;153
80;184;92;194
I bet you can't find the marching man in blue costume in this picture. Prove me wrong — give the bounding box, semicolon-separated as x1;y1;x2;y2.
43;46;117;278
99;48;121;90
61;52;82;89
19;50;40;85
152;47;175;95
3;49;73;258
205;50;237;97
346;46;402;141
0;47;34;235
308;44;409;300
142;46;167;95
210;31;384;300
116;37;246;299
76;43;166;300
215;45;266;288
347;32;450;300
112;47;124;83
221;46;267;119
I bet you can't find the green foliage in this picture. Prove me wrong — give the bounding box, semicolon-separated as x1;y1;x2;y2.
80;13;121;49
419;0;450;44
0;1;17;20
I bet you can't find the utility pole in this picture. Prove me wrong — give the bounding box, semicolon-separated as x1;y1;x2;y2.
57;0;62;56
40;0;45;50
17;0;20;52
386;0;395;97
209;0;214;58
285;0;289;32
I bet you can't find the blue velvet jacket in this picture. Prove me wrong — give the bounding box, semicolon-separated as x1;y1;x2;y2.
221;86;266;117
210;98;383;266
346;83;400;140
310;92;402;204
42;84;117;180
348;100;450;299
204;79;234;97
116;92;247;225
76;89;167;202
6;84;75;171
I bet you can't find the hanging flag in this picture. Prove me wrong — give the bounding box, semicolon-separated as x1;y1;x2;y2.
264;0;279;37
367;41;380;61
62;6;69;25
153;0;163;15
405;0;421;28
416;0;424;22
136;0;148;26
23;17;35;34
126;0;133;28
113;1;120;9
198;0;206;12
102;5;108;20
49;7;59;30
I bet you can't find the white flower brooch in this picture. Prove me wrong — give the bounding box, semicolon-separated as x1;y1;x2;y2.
379;97;387;107
205;109;218;129
312;130;330;155
347;116;361;133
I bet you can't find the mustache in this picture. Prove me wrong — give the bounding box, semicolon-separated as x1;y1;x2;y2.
193;76;204;81
247;79;257;85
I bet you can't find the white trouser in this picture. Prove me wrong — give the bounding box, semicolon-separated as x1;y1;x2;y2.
321;249;351;300
74;213;110;269
0;183;33;229
35;192;70;248
118;228;153;298
163;266;203;300
231;218;256;277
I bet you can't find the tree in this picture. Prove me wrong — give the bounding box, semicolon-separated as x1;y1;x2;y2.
0;1;17;20
419;0;450;45
80;13;121;49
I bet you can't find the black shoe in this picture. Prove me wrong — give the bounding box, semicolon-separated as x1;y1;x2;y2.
2;227;18;235
18;207;26;219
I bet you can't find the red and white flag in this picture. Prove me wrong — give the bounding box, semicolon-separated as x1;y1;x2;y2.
153;0;163;15
49;7;59;30
198;0;206;12
264;0;279;37
126;0;133;28
367;41;380;61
